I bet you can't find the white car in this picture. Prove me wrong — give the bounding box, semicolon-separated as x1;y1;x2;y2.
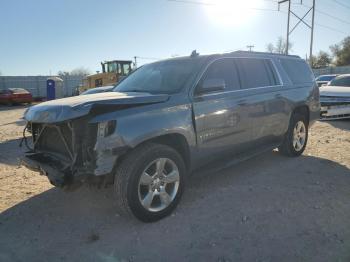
315;74;337;87
320;74;350;120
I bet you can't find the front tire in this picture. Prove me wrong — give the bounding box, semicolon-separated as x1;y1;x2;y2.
114;143;186;222
278;113;308;157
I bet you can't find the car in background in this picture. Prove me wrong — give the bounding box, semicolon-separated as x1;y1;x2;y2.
315;74;337;87
80;85;114;95
0;88;33;105
320;74;350;120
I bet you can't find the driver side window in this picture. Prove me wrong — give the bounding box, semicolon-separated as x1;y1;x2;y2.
198;58;240;94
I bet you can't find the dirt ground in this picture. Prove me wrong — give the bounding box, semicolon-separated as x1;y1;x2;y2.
0;105;349;262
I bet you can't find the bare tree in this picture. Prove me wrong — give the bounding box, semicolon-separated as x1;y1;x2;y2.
57;70;70;76
266;43;274;53
266;37;293;54
57;67;91;77
70;67;91;76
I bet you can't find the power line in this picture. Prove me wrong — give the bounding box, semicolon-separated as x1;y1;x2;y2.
314;22;348;34
136;56;163;60
133;56;163;67
298;2;350;25
167;0;347;35
167;0;280;11
278;0;316;59
333;0;350;10
279;10;347;34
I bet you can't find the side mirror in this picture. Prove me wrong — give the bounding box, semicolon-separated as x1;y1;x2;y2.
196;78;226;95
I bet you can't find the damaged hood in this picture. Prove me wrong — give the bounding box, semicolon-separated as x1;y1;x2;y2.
319;85;350;97
24;92;170;123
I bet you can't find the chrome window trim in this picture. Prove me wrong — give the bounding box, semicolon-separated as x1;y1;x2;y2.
191;56;284;98
196;84;284;98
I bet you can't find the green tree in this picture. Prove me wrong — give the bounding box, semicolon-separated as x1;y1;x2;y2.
311;51;332;68
330;36;350;66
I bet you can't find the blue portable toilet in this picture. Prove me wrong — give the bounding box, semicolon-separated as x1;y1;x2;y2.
47;79;55;100
46;77;64;100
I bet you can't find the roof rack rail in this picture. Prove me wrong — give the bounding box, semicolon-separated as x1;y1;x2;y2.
230;50;300;58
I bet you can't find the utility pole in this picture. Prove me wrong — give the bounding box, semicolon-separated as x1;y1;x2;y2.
134;56;138;68
246;45;254;52
278;0;316;63
286;0;291;54
309;0;316;66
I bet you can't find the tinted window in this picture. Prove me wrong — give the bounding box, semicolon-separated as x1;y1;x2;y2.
328;75;350;87
316;75;336;81
235;58;276;89
280;59;313;84
200;59;240;92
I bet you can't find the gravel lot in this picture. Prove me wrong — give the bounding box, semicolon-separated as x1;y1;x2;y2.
0;105;350;262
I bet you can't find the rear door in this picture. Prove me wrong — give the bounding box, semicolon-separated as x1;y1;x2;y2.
192;58;253;159
234;57;286;146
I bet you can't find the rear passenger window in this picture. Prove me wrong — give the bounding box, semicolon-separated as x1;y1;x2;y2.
201;59;240;92
235;58;277;89
280;59;313;84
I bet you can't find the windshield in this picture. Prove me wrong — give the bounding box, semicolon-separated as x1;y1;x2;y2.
316;75;336;82
114;59;201;94
328;76;350;87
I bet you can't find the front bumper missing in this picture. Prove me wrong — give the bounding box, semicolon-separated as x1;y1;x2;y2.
21;152;73;187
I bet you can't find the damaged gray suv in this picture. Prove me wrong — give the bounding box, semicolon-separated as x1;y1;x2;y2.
22;51;320;222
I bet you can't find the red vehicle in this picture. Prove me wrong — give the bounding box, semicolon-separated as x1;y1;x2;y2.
0;88;33;105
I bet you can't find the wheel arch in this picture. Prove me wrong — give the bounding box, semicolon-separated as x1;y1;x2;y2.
292;105;310;123
120;133;192;172
142;134;191;171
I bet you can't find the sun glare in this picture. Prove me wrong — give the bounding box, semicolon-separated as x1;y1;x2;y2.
204;0;261;27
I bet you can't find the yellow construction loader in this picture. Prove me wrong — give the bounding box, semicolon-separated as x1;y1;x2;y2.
80;60;133;93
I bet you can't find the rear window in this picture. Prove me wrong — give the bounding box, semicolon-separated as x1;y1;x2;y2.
316;75;336;82
280;59;313;84
328;75;350;87
235;58;278;89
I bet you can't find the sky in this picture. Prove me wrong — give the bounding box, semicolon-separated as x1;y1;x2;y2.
0;0;349;76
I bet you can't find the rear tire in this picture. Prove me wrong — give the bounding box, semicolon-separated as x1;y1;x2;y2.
278;112;308;157
114;143;186;222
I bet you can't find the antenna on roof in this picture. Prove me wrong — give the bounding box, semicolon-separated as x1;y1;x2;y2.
190;50;199;58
